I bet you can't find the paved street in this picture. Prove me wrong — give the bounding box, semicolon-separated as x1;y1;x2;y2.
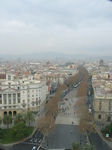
41;88;87;149
56;89;79;125
10;143;38;150
4;87;112;150
89;132;112;150
41;124;86;149
41;88;112;150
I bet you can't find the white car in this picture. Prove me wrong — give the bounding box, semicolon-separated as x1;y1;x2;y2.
32;146;36;150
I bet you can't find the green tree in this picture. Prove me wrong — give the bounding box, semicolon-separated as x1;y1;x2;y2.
11;122;28;140
82;144;96;150
3;115;12;128
101;122;112;136
14;113;25;124
25;111;35;126
0;128;3;140
71;142;81;150
0;117;2;126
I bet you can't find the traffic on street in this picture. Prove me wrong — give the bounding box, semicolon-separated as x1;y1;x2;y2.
8;79;112;150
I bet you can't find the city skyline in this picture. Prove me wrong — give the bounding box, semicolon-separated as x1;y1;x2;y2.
0;0;112;56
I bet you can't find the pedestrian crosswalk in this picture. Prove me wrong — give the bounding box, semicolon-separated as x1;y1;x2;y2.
22;141;39;145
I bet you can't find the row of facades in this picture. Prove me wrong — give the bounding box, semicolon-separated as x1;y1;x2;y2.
85;60;112;122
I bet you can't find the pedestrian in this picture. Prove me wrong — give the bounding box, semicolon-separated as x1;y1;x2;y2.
71;131;72;134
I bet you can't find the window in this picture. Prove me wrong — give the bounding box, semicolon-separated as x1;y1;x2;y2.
109;106;111;111
3;94;6;100
98;115;101;119
8;75;11;80
13;94;16;104
4;100;7;104
18;93;20;97
99;101;101;105
9;99;11;104
13;99;16;104
3;94;7;104
109;101;111;105
107;116;111;122
18;99;20;103
99;106;101;110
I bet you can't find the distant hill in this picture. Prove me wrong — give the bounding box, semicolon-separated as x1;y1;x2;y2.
0;51;112;60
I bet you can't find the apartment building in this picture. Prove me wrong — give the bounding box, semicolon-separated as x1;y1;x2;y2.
93;85;112;122
0;73;46;118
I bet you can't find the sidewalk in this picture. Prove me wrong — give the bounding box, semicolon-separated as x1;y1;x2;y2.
94;122;112;149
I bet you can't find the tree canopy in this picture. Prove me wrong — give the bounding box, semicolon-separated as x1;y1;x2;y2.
3;115;12;129
11;121;28;140
14;113;25;124
25;111;35;126
37;115;56;136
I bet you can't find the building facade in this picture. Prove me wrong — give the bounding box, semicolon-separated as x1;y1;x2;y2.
0;73;46;118
93;88;112;122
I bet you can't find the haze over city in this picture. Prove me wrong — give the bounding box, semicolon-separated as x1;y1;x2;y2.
0;0;112;56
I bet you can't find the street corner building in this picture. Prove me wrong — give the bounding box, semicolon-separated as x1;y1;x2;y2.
0;73;46;121
93;81;112;122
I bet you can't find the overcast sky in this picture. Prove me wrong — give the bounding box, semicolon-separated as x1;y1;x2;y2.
0;0;112;56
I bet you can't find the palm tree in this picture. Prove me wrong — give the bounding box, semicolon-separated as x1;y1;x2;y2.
25;111;35;126
14;113;25;124
3;115;12;128
71;142;81;150
0;117;2;127
82;144;96;150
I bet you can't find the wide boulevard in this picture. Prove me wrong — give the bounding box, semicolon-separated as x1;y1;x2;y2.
8;87;112;150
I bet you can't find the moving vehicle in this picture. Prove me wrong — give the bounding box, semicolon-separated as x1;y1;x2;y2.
32;146;36;150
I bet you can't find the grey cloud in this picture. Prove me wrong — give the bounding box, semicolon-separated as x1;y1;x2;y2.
0;0;112;55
